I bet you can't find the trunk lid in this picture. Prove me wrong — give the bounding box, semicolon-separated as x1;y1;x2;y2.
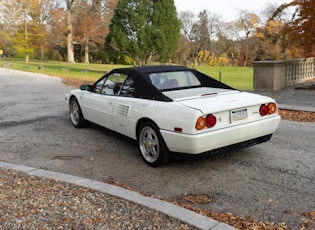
163;87;273;114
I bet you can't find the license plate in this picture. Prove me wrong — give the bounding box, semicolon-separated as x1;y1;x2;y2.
231;108;248;123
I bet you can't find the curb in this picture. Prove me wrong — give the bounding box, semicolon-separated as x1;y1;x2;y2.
0;161;234;230
278;104;315;112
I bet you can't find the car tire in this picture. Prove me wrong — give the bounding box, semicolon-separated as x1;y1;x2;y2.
138;122;170;167
69;97;87;128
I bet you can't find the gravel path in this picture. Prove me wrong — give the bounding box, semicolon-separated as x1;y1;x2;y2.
0;168;197;229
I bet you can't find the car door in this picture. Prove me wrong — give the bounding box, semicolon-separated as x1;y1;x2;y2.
112;76;140;139
80;74;127;130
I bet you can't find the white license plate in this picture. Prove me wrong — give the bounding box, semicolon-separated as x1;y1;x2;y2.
231;108;248;123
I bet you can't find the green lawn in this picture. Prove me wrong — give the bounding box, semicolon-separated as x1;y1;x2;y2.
196;65;254;90
0;59;253;90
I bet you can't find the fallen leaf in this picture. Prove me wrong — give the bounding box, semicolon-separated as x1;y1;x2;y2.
180;194;212;204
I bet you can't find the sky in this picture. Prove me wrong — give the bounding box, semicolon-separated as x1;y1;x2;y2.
174;0;290;21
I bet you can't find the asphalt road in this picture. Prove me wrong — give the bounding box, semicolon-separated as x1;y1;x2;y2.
1;68;314;229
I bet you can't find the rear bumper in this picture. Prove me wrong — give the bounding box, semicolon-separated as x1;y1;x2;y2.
171;134;272;161
160;115;281;154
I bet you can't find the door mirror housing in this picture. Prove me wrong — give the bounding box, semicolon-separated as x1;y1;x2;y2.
80;84;92;91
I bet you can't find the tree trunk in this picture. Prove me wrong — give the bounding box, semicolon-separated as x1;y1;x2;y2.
67;33;75;63
24;13;29;63
66;0;75;63
243;53;247;67
193;56;198;67
40;44;45;60
84;43;89;63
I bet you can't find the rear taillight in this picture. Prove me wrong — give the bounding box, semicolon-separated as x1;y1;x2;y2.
206;114;217;128
268;103;277;114
260;104;269;116
196;114;217;130
196;117;206;130
260;103;277;116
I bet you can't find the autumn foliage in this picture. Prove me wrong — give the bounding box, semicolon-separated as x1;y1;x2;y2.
0;0;314;65
274;0;315;58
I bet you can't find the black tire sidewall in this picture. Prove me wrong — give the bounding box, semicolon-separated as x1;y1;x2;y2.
138;122;169;167
70;97;86;128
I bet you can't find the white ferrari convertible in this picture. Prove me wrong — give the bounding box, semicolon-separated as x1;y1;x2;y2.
65;65;281;166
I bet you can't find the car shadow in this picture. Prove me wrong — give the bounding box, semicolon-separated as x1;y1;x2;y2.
65;117;257;168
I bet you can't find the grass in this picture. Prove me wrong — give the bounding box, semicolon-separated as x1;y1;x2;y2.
196;65;254;90
0;58;253;90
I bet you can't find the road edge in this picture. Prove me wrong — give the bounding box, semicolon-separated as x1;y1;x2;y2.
0;161;234;230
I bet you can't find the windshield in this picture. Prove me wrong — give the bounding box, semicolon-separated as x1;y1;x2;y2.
149;71;201;90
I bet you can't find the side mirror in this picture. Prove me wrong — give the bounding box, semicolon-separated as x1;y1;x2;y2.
80;84;92;91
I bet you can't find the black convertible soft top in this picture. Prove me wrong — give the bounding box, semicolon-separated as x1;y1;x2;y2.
105;65;234;102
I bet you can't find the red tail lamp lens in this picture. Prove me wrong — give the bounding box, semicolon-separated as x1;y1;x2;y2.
206;114;217;128
268;103;277;114
196;117;206;130
260;104;269;116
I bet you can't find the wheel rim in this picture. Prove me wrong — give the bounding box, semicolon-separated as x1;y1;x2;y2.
139;126;160;163
70;100;80;126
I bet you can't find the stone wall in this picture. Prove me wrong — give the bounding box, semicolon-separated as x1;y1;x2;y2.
253;57;315;90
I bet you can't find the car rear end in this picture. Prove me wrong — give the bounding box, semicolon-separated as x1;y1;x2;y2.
160;88;281;156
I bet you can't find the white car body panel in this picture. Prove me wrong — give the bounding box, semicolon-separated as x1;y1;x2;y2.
161;116;280;154
112;97;141;139
69;91;201;140
79;92;115;130
68;88;280;154
66;66;281;159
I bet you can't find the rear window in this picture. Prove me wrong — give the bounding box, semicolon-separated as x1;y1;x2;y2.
149;71;201;90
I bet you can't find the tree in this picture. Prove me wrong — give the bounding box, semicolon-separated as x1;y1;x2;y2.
253;3;294;60
198;50;229;67
45;1;67;61
107;0;153;66
197;10;222;64
178;11;197;65
179;11;209;66
214;32;236;64
73;0;108;63
255;19;288;60
175;34;190;65
203;11;221;48
151;0;180;64
1;0;34;62
104;0;119;26
236;10;260;66
26;0;55;60
106;0;180;66
179;10;222;66
195;11;211;51
274;0;315;57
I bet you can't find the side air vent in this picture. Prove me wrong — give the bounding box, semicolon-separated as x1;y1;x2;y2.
113;104;130;117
